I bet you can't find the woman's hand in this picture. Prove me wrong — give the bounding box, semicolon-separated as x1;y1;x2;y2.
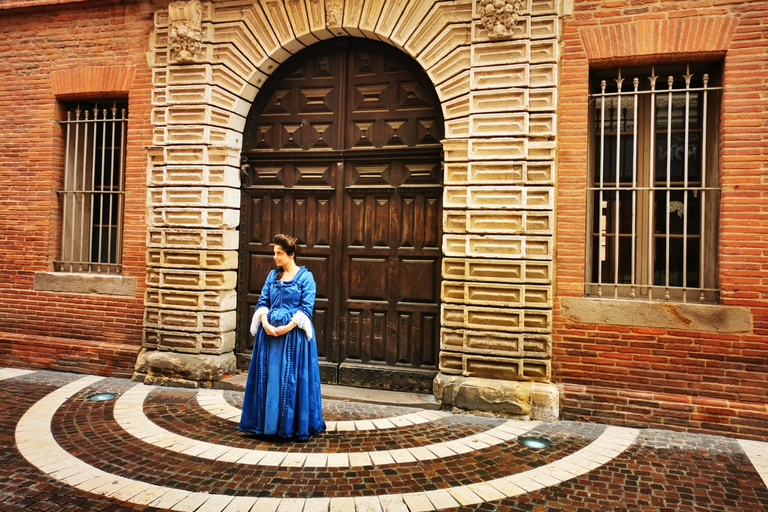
273;322;296;337
262;321;278;337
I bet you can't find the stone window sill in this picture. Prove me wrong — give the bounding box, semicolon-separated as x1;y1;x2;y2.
34;272;136;296
560;297;751;333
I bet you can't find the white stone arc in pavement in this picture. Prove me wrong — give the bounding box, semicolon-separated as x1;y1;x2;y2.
0;368;35;381
15;374;645;512
116;384;540;467
739;440;768;487
196;388;452;432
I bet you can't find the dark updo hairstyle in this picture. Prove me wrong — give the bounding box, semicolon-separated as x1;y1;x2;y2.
273;234;301;279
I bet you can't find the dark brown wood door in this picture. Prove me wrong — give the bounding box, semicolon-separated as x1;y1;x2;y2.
238;38;443;392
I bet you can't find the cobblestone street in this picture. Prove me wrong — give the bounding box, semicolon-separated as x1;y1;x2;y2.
1;367;766;511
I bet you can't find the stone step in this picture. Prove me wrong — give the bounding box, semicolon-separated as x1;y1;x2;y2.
215;373;441;410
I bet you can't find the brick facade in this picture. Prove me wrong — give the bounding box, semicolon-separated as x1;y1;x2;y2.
556;0;768;439
0;0;155;376
1;0;766;438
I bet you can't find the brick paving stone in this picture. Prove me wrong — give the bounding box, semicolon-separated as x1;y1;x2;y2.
1;369;767;511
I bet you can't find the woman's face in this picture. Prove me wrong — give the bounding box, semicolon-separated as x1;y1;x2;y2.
273;245;294;268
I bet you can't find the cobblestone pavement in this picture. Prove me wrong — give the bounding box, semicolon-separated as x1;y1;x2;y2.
1;368;767;512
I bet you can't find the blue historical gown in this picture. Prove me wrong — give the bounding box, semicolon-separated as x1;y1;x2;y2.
238;267;326;440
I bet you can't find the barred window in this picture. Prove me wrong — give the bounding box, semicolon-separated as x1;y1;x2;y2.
586;65;721;303
56;102;128;274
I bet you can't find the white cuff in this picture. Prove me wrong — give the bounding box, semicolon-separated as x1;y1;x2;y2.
291;311;313;340
250;307;269;336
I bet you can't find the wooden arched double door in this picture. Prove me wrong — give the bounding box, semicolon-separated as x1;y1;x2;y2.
237;38;444;392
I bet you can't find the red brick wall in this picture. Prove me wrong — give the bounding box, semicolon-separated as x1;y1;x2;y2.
556;0;768;440
0;1;155;376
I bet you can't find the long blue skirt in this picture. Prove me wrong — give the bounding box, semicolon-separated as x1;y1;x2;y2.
238;315;325;441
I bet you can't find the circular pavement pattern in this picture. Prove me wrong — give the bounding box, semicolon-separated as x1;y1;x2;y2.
3;368;768;511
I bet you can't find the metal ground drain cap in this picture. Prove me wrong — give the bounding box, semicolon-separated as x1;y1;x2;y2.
87;392;118;402
518;436;553;449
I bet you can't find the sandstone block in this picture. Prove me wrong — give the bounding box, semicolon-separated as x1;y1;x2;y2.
529;113;556;136
143;349;237;385
471;40;529;67
442;257;552;284
357;0;387;38
445;117;470;138
443;210;553;235
443;234;552;260
151;207;240;229
470;89;527;113
470;113;528;137
156;124;242;146
145;288;237;311
145;269;237;290
467;186;553;210
147;228;239;250
529;64;557;87
148;329;235;355
468;138;527;160
144;307;237;332
442;139;469;162
530;40;558;63
404;1;473;57
148;165;240;187
146;249;238;269
212;21;270;69
420;25;471;80
433;373;560;420
259;0;315;48
427;46;471;87
530;15;558;39
148;145;241;167
149;187;240;208
443;94;470;120
441;328;551;357
435;70;470;102
442;281;552;308
529;88;557;111
441;304;551;333
531;0;558;15
211;2;290;63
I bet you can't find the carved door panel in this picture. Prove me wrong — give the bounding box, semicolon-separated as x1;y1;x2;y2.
239;38;443;392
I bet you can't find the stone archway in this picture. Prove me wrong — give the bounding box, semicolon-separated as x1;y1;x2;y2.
136;0;561;420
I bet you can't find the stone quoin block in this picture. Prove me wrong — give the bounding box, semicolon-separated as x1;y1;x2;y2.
149;187;241;208
530;39;558;63
445;118;470;138
145;288;237;312
357;0;387;39
471;40;529;67
441;304;552;333
470;64;530;91
144;307;237;333
435;70;471;103
154;104;245;131
442;257;552;284
427;46;471;87
443;162;469;184
404;1;474;57
530;0;558;15
529;64;557;87
391;0;439;49
469;113;528;137
469;138;528;160
441;328;551;357
420;24;472;79
470;89;528;113
148;145;241;167
211;43;265;92
465;355;551;382
147;228;239;250
148;165;240;187
212;22;270;70
258;0;314;49
145;269;237;290
149;329;236;355
529;113;557;136
150;207;240;229
527;140;556;160
146;249;239;270
211;3;290;63
155;124;242;147
443;234;553;259
530;15;558;39
442;139;469;162
528;88;557;111
442;210;553;235
442;94;470;120
442;281;552;308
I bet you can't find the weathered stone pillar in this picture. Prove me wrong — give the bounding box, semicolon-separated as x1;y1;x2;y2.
433;0;561;420
134;0;248;387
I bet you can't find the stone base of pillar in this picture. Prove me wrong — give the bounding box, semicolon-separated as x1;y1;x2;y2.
433;373;560;422
133;348;237;388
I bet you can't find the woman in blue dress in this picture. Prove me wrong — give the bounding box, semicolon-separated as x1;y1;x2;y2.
239;234;326;441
